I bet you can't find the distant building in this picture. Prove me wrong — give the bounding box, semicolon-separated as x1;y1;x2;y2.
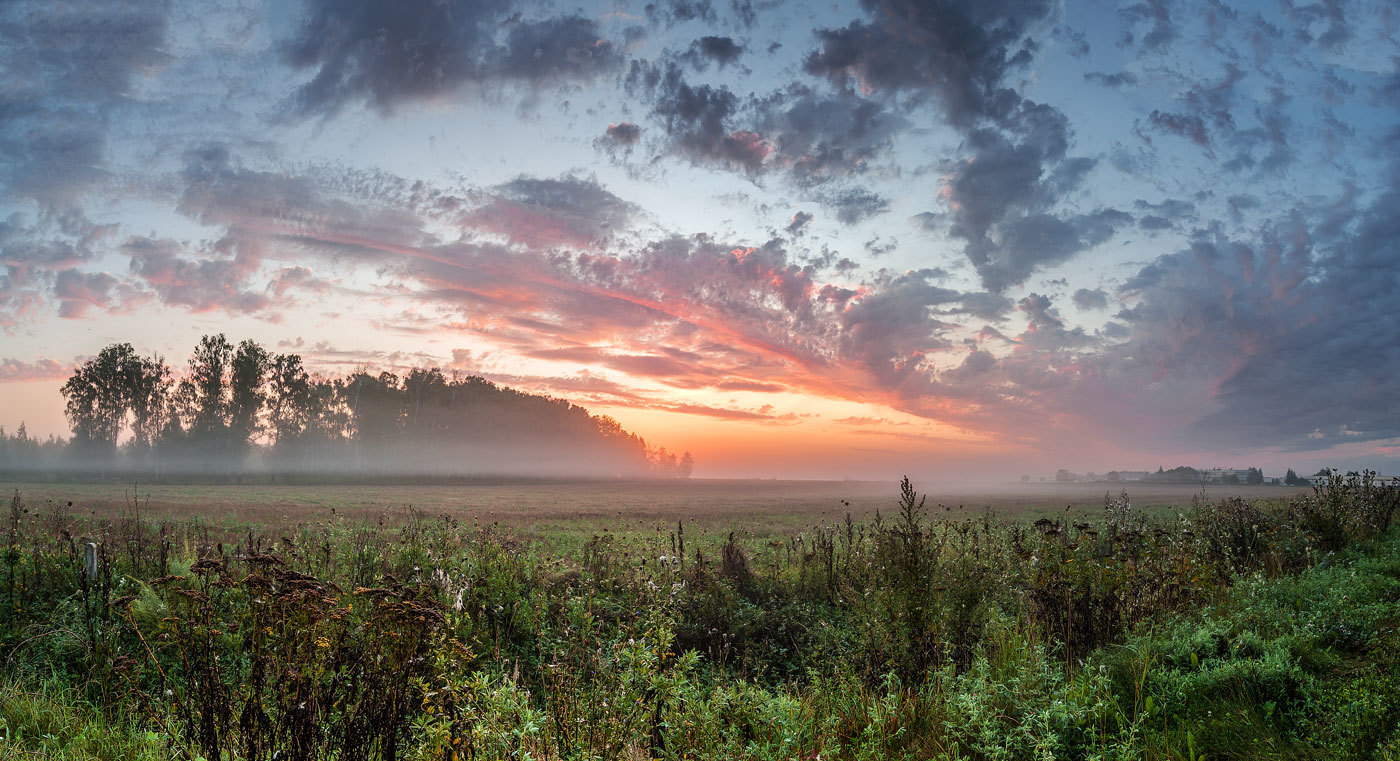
1201;468;1230;483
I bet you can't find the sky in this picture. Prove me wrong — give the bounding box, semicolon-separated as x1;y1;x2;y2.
1;0;1398;480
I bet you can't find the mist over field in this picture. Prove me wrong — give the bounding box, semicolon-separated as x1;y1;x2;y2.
4;1;1400;757
1;336;697;482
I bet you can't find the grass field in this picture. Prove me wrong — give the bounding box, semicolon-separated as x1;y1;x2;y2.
1;473;1396;759
1;478;1311;537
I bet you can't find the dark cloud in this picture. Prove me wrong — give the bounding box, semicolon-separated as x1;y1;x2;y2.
629;59;908;189
1084;71;1140;88
800;0;1121;289
1145;109;1211;148
1134;198;1194;231
495;15;624;82
1;120;108;208
972;209;1127;292
758;90;907;184
1066;174;1400;453
950;292;1014;321
836;268;965;393
646;0;717;26
731;0;758;28
0;0;171;207
803;0;1055;129
938;102;1126;290
605;122;642;144
821;188;889;225
634;62;768;172
785;211;814;235
682;35;746;69
282;0;622;118
1286;0;1352;51
1071;287;1109;310
268;266;329;299
1134;198;1195;219
1119;0;1177;53
1057;26;1090;57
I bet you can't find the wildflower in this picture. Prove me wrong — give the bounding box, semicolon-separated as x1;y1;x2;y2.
315;636;331;648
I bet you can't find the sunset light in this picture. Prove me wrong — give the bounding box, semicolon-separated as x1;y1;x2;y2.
0;0;1396;480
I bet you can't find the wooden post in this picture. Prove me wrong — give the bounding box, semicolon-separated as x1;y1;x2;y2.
85;542;98;580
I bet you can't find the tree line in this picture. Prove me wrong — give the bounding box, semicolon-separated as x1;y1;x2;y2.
1;335;693;480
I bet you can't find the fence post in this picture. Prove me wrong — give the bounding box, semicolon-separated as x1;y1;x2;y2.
85;541;98;580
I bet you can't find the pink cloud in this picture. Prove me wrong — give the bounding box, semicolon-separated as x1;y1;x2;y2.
0;357;69;382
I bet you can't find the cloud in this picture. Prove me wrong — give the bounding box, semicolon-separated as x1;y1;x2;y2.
1146;109;1211;148
464;175;639;249
281;0;622;118
1071;288;1109;310
268;266;329;298
1119;0;1178;53
0;357;68;383
1084;71;1140;88
682;35;745;69
604;122;642;144
799;2;1123;288
626;63;907;196
123;236;272;314
804;0;1055;128
632;62;769;172
758;90;907;184
785;211;814;235
646;0;718;26
821;187;889;225
941;105;1127;290
53;269;121;318
0;0;171;207
495;15;625;82
86;133;1400;464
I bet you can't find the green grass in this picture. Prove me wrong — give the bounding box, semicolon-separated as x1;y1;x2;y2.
0;679;170;760
0;473;1394;760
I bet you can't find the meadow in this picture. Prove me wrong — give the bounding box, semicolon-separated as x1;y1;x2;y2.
0;474;1395;760
2;479;1308;536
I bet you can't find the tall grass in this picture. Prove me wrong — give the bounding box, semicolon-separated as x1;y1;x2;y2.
1;471;1397;759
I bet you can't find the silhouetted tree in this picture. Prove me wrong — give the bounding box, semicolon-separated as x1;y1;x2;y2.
62;345;130;457
61;343;168;463
228;339;270;457
37;335;682;479
178;334;234;449
125;353;171;452
267;353;313;449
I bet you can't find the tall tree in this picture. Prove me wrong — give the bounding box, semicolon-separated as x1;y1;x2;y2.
267;353;312;448
125;353;171;451
180;334;234;442
61;344;139;457
228;339;270;452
